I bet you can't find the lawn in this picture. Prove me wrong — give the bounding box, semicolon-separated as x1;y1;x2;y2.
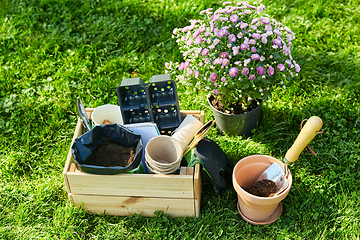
0;0;359;239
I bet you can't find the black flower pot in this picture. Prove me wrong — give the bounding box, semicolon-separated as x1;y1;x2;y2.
207;97;262;137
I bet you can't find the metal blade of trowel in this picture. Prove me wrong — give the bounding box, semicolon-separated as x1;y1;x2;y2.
256;116;323;196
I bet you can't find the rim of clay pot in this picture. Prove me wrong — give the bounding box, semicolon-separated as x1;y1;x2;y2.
145;135;183;167
233;155;293;204
207;95;263;116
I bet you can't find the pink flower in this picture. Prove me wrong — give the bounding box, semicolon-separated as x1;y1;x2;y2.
222;58;229;66
251;18;259;24
220;52;229;58
257;66;265;75
267;66;274;76
230;14;239;23
249;74;255;80
209;45;215;49
265;24;272;31
194;71;199;78
210;73;218;82
251;54;260;60
277;64;285;72
287;34;293;41
199;62;204;67
228;34;236;42
273;39;282;47
229;67;239;77
257;4;266;12
251;47;257;52
285;59;292;67
214;38;220;45
232;46;239;56
178;62;184;70
249;39;256;45
184;61;190;69
240;43;249;50
221;76;227;82
242;67;249;75
193;30;201;39
295;64;301;73
261;37;267;44
274;29;282;36
212;14;220;21
218;28;228;37
237;32;243;38
213;58;222;65
240;22;248;29
251;25;257;30
204;58;210;64
187;39;193;46
165;62;170;69
214;83;218;87
213;89;219;95
261;17;270;25
252;33;261;39
202;48;209;56
244;9;252;14
204;31;211;37
194;36;202;45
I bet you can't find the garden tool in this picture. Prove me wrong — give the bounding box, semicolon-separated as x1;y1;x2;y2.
183;119;216;156
256;116;323;196
76;97;92;132
184;137;234;194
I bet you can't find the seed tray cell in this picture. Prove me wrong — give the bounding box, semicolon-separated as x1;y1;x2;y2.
122;107;153;124
149;81;177;105
152;105;181;129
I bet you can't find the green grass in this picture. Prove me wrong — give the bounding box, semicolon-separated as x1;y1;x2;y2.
0;0;359;239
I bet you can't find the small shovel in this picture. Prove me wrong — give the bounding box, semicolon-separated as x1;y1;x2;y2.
76;97;92;133
256;116;323;196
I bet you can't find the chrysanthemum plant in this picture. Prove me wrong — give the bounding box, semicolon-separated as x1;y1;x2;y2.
165;1;300;114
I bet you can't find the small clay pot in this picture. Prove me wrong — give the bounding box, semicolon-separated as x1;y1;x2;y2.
233;155;292;223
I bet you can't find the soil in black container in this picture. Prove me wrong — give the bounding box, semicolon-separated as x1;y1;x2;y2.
86;142;136;167
244;179;277;197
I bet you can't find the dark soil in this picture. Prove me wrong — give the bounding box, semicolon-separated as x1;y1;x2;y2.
244;179;277;197
86;142;136;167
209;95;259;115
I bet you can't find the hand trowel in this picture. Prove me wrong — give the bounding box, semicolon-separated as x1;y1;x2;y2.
256;116;323;196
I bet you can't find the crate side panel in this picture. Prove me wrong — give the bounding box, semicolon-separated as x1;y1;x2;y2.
67;173;194;198
71;194;195;217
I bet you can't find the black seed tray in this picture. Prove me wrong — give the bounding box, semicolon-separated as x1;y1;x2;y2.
116;74;182;131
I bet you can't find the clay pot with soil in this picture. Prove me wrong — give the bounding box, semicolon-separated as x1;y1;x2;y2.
233;155;292;225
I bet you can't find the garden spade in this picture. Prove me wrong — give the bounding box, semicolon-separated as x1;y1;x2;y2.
76;97;92;132
256;116;323;196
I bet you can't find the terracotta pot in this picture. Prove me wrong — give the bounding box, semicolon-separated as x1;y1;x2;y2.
207;96;262;137
233;155;292;223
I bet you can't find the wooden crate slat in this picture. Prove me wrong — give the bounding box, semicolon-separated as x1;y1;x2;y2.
70;194;195;217
67;171;195;198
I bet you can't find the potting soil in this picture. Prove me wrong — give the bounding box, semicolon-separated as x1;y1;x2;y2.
245;179;277;197
86;142;136;167
209;94;259;115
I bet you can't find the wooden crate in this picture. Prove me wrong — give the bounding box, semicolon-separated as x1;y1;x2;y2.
63;109;204;217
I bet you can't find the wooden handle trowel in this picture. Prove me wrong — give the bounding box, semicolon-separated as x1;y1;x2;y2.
256;116;323;196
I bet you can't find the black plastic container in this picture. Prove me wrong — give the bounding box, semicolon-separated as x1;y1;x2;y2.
71;124;143;175
116;74;181;133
